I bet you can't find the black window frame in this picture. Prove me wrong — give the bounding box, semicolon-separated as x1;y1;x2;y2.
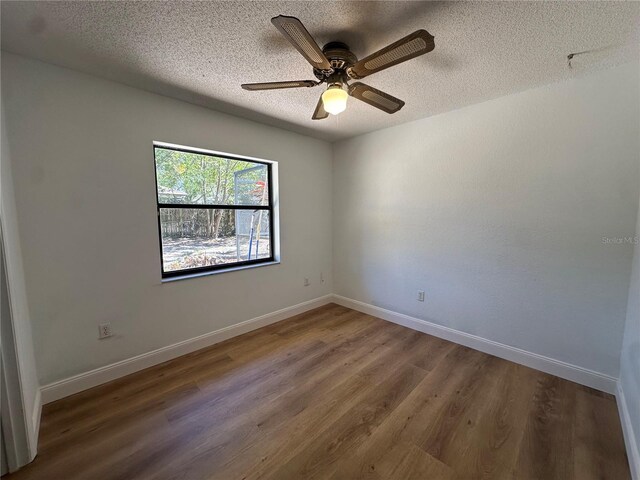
153;144;275;279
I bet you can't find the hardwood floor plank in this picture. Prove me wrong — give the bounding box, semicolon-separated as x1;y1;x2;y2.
514;373;577;480
5;304;630;480
148;326;402;479
323;345;488;478
156;329;401;479
446;363;540;479
264;363;428;480
375;441;456;480
573;388;631;480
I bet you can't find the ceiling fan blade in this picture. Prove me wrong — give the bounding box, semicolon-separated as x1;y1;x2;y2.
312;94;329;120
347;30;435;79
241;80;317;91
271;15;333;71
348;82;405;114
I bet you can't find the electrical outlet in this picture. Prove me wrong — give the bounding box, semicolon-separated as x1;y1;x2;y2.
417;290;425;302
304;278;310;287
98;323;112;339
320;272;325;284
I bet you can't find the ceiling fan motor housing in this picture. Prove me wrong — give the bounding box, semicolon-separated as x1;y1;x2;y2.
313;42;358;81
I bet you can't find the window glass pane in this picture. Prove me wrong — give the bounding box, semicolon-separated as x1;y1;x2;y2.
155;147;268;206
160;208;271;273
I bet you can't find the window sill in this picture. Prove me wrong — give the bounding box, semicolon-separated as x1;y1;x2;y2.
161;260;280;283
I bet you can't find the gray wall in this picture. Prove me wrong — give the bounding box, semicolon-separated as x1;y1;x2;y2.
1;53;334;385
333;62;640;377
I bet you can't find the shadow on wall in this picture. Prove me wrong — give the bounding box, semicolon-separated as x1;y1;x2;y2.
13;12;328;141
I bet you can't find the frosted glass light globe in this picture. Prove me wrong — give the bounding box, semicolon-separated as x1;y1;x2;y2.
321;86;348;115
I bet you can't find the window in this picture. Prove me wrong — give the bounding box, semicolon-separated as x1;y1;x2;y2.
154;143;275;278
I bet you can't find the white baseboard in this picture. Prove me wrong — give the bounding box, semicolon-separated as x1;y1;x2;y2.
40;295;333;404
40;293;618;400
617;383;640;480
332;295;618;394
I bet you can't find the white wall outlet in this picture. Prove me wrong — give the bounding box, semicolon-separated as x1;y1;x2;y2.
320;272;325;284
417;290;425;302
304;278;310;287
98;322;113;339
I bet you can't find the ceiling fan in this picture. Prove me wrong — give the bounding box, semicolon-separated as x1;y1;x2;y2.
241;15;435;120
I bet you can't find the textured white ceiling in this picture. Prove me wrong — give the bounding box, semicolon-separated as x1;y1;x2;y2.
2;1;639;142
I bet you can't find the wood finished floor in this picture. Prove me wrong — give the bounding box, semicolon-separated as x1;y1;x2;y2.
6;304;630;480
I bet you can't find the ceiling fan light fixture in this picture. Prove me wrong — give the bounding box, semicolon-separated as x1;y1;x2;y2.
321;85;348;115
242;15;434;120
